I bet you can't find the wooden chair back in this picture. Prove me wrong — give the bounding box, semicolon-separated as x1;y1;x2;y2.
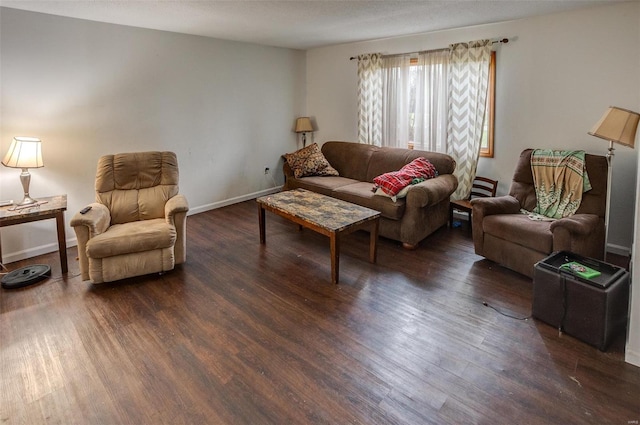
469;176;498;200
450;176;498;230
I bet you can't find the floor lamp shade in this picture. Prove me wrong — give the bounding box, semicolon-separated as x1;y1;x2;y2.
588;106;639;254
2;136;44;206
588;106;639;148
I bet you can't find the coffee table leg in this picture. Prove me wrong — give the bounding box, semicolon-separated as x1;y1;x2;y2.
330;232;339;284
258;205;266;244
369;219;379;264
56;211;68;274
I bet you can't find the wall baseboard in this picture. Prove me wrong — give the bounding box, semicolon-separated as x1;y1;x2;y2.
188;186;282;216
1;186;284;265
625;347;640;368
4;187;632;267
1;241;64;266
606;243;630;257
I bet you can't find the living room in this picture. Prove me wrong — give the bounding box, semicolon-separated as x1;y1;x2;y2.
1;1;639;423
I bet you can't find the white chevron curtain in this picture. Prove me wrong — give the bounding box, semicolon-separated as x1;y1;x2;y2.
357;53;383;146
447;40;492;200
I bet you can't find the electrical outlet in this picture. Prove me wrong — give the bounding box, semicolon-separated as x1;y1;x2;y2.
264;167;270;175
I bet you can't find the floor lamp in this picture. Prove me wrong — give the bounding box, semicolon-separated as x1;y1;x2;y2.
588;106;640;253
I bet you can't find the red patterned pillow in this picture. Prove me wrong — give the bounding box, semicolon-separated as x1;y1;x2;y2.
373;157;437;196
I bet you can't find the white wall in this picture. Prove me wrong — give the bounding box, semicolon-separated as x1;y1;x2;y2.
307;2;640;255
0;7;306;262
629;151;640;367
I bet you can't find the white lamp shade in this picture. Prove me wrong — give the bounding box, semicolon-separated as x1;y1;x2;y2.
589;106;639;149
2;137;44;169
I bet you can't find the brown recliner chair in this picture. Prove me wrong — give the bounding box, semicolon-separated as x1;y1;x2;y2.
71;151;189;283
471;149;607;277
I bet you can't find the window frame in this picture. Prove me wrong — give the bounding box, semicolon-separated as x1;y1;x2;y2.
480;51;496;158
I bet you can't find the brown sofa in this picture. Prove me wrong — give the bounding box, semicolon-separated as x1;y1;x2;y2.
471;148;607;277
283;141;458;248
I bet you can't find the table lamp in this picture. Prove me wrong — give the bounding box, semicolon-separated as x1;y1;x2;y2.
588;106;640;251
1;136;44;206
295;117;314;147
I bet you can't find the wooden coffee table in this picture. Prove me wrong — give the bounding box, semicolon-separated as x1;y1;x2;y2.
257;189;380;284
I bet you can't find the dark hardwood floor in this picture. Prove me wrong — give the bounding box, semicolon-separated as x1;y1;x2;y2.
1;199;639;424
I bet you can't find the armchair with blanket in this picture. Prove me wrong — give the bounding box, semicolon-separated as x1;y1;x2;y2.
471;148;608;277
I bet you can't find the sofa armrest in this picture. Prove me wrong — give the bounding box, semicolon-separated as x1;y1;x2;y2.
470;195;521;217
165;194;189;222
282;162;295;189
550;214;601;236
406;174;458;208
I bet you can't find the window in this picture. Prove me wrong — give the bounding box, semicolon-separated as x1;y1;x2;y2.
387;50;496;157
382;50;450;152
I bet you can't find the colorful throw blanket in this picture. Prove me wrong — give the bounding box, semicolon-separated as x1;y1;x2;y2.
529;149;591;219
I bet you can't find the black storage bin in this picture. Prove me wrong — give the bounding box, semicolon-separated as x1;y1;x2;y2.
533;251;629;351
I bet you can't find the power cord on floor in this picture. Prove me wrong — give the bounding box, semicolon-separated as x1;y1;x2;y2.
48;272;82;282
482;301;532;321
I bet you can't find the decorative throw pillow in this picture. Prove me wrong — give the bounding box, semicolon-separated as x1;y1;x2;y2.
373;157;438;197
283;143;339;178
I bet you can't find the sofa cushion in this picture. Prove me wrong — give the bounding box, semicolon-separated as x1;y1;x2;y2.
321;142;376;181
283;143;339;178
366;147;455;181
482;213;552;253
286;175;360;196
87;218;176;259
332;182;405;220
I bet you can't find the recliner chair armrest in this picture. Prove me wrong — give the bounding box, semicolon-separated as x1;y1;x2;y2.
166;194;189;265
550;214;602;236
551;213;606;260
470;195;520;217
70;203;111;281
406;174;458;208
70;203;111;236
165;194;189;219
470;195;521;258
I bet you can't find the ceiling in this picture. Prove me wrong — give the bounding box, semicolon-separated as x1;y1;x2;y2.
0;0;624;50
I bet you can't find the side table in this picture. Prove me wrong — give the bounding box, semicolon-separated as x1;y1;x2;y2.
0;194;68;274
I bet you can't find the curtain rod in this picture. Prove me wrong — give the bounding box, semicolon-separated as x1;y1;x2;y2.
349;38;509;60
